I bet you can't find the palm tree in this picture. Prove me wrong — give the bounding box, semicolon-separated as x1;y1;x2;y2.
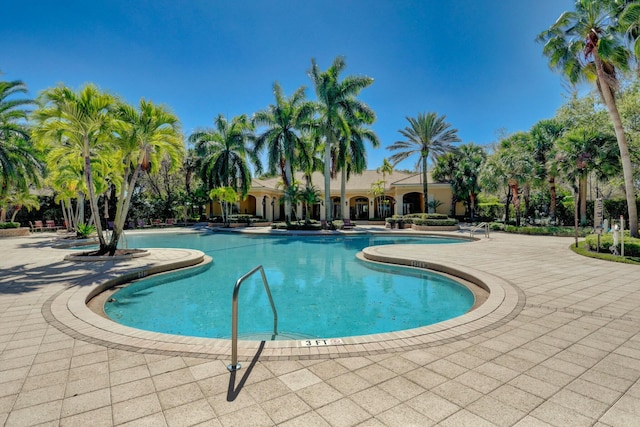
530;119;565;223
253;82;315;222
33;84;117;248
556;128;620;225
456;144;486;220
431;152;459;216
335;117;379;219
308;56;375;221
374;158;394;217
387;112;460;213
0;79;41;197
432;143;486;220
190;114;254;202
107;99;183;253
299;184;321;223
538;0;638;236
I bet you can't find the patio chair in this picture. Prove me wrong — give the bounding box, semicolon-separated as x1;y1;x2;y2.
343;218;355;229
29;221;43;232
166;218;175;226
137;219;149;228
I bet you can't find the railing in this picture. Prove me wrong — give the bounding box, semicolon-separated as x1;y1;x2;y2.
470;222;490;238
228;265;278;371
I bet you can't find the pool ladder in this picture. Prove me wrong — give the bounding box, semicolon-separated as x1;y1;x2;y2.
469;222;490;238
228;265;278;371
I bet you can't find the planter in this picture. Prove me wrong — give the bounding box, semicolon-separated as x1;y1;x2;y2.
0;227;30;238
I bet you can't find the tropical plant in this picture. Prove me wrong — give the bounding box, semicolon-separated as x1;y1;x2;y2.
253;82;315;222
105;99;183;253
387;112;460;213
480;133;535;225
530;119;565;222
555;128;620;225
1;190;40;223
33;84;117;248
190;114;254;200
308;56;375;221
299;184;321;223
335;117;379;219
76;223;96;239
209;186;238;224
538;0;639;236
0;78;41;197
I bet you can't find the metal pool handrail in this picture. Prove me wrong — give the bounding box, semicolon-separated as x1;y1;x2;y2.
228;265;278;371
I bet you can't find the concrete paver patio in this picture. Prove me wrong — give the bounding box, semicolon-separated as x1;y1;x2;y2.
1;228;639;426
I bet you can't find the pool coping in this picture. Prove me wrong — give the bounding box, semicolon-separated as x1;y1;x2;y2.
43;233;523;363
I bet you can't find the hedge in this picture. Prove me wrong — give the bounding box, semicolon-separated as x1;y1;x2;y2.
412;218;459;226
584;232;640;257
0;222;20;229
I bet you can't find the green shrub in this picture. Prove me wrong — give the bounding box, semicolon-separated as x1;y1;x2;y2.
502;225;591;237
489;222;505;231
0;222;20;229
271;222;323;230
584;232;640;257
76;223;96;239
412;218;458;226
477;203;504;221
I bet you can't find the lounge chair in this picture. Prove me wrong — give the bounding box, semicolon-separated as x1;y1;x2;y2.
343;218;355;229
166;218;175;226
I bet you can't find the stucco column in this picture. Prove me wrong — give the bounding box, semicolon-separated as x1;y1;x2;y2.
369;197;375;219
394;193;404;216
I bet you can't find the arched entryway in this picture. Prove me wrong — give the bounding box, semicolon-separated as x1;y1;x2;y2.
402;192;422;214
353;197;369;220
374;196;395;219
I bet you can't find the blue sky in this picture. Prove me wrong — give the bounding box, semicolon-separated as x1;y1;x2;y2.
3;0;574;171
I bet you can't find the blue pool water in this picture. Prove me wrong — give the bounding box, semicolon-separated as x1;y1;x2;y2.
104;233;473;339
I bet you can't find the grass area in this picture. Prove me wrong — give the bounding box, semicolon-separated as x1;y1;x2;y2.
569;240;640;265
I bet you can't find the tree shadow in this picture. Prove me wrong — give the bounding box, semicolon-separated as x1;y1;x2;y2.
226;341;265;402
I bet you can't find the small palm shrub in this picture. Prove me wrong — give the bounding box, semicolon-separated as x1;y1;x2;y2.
76;223;96;239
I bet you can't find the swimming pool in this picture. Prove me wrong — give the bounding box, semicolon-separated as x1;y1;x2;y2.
103;232;473;340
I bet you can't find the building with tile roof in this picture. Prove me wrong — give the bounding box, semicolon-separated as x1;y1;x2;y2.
211;170;463;221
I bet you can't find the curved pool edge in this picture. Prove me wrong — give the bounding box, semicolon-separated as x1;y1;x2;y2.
44;242;523;363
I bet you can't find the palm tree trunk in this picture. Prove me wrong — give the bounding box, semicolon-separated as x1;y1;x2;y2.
549;176;557;223
84;150;107;249
340;168;347;220
579;174;588;226
284;160;293;223
594;53;639;237
422;156;428;213
324;135;333;221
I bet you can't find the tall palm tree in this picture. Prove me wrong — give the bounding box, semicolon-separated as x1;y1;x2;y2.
190;114;254;200
0;79;41;197
308;56;375;221
387;112;460;213
107;99;183;253
556;128;620;225
530;119;565;222
33;84;116;248
253;82;315;222
538;0;638;236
